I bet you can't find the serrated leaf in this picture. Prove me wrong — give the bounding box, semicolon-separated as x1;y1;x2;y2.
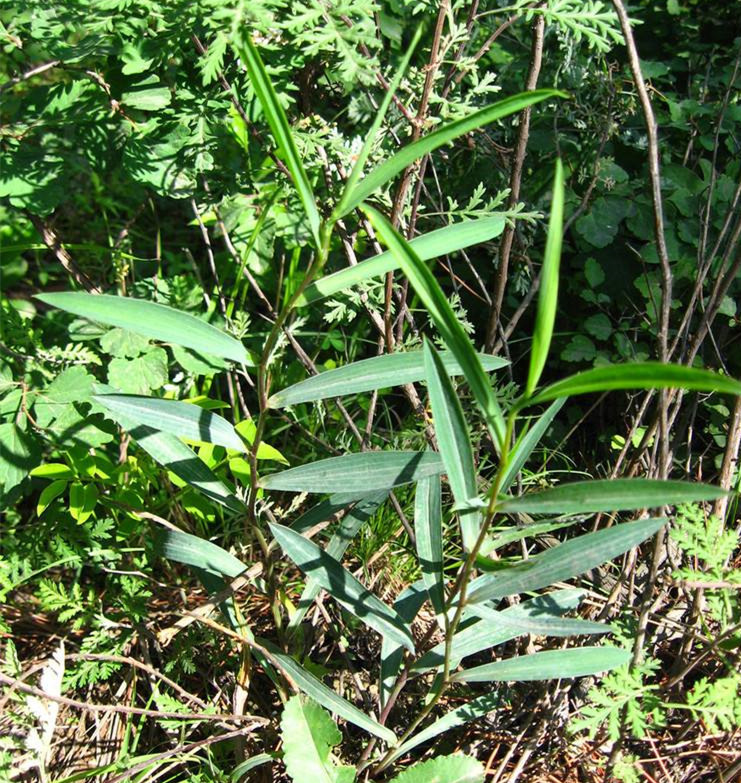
269;522;415;652
467;518;667;605
36;293;249;365
260;451;444;494
93;394;245;452
269;350;507;408
298;216;508;305
498;479;726;515
280;695;355;783
424;340;480;550
388;754;484;783
453;646;632;683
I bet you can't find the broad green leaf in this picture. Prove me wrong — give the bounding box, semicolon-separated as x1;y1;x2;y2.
37;479;67;516
380;582;427;708
269;522;415;652
288;492;387;630
525;159;564;396
280;695;355;783
234;37;321;247
269;350;508;408
467;602;609;637
69;482;97;524
332;26;423;222
467;518;667;604
499;398;566;492
363;206;506;450
498;479;726;515
383;692;500;767
264;643;396;743
414;476;445;616
94;394;245;452
297;216;508;306
30;463;75;480
36;293;249;365
412;589;584;674
339;89;565;217
520;362;741;409
453;646;631;683
260;451;444;494
388;754;484;783
424;340;480;550
157;527;248;579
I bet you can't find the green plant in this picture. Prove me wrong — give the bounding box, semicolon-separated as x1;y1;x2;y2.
30;33;741;780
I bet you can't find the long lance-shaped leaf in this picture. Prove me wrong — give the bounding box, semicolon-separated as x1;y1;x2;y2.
157;527;248;579
499;398;566;492
288;492;387;630
382;691;501;768
452;646;631;683
467;601;610;637
519;362;741;409
363;205;506;450
93;387;242;512
414;476;445;616
338;89;565;217
467;517;667;605
380;582;427;708
93;394;245;451
332;26;423;222
297;215;507;306
269;522;415;652
290;494;361;534
36;293;249;364
233;37;321;248
424;340;481;550
525;159;564;396
412;589;584;674
263;643;396;743
269;350;508;408
260;451;443;494
497;479;726;515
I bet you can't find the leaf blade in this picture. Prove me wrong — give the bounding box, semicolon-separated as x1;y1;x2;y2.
414;476;445;616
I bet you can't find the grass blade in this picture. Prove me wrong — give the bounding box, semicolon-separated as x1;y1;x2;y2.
363;205;506;450
452;646;631;683
233;37;321;247
467;517;667;604
424;340;480;550
36;293;249;365
520;362;741;409
339;89;565;217
525;159;564;396
260;451;444;494
413;476;445;616
269;350;507;408
94;394;245;451
298;215;507;306
269;522;416;652
498;479;726;515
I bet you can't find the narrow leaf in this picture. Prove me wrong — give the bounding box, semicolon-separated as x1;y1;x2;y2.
94;394;245;451
525;159;564;396
157;528;248;579
339;89;565;217
234;37;321;247
520;362;741;409
36;293;249;364
414;476;445;616
298;216;507;306
260;451;444;494
363;206;506;449
498;479;726;515
269;350;507;408
265;643;396;743
467;601;610;637
424;340;480;550
467;518;667;604
269;522;415;652
453;646;631;683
